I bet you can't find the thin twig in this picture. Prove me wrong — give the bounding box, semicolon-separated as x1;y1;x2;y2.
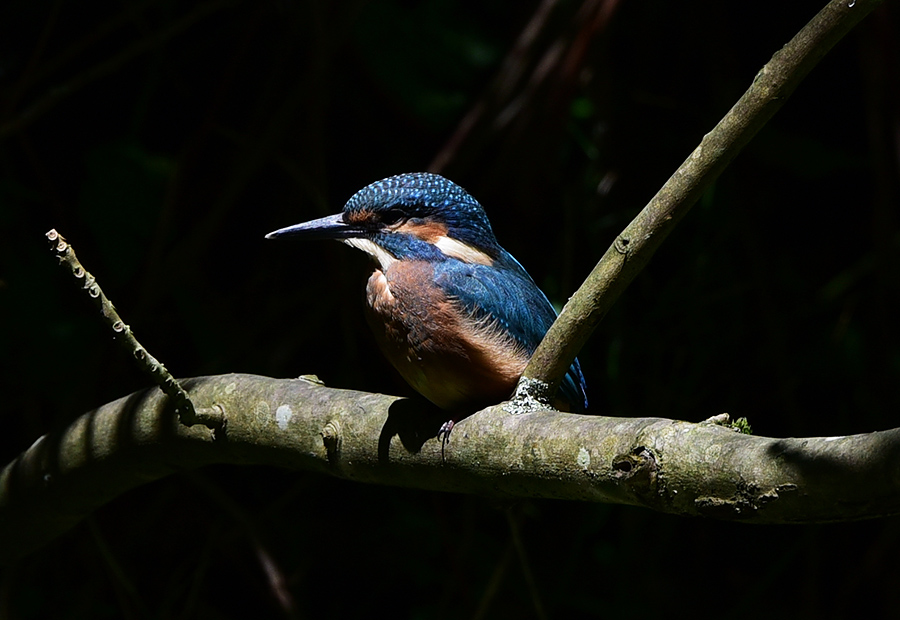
45;229;219;429
520;0;885;400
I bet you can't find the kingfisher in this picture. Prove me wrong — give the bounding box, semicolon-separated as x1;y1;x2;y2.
266;172;588;435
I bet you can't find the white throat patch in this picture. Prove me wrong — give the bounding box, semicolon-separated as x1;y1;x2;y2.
433;236;493;266
341;238;396;270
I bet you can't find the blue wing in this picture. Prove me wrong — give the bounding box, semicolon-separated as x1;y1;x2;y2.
432;255;589;412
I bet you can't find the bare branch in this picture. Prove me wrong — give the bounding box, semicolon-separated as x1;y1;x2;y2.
3;374;899;565
521;0;885;397
45;229;220;429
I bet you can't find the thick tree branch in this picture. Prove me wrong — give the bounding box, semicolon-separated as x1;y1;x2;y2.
3;373;900;565
521;0;885;398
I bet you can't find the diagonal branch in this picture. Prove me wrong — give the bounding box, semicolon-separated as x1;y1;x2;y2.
520;0;885;399
3;374;900;565
45;229;222;430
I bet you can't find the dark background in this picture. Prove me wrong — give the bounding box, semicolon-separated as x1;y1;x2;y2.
2;0;899;617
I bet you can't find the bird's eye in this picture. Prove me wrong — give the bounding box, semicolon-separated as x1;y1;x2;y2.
380;208;406;226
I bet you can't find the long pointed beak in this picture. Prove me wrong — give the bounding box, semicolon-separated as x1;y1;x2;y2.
265;213;363;241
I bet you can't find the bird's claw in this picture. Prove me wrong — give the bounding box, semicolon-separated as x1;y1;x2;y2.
438;419;455;460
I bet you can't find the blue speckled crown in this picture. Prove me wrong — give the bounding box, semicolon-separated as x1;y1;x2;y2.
343;173;499;248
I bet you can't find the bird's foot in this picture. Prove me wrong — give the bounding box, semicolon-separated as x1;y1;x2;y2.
438;419;455;460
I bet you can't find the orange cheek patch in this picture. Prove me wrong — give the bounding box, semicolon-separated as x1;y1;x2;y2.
399;219;494;266
397;219;448;242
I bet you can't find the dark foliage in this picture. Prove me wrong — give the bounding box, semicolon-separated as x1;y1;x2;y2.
2;0;899;617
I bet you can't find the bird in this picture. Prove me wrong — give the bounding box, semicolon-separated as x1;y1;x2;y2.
266;172;588;436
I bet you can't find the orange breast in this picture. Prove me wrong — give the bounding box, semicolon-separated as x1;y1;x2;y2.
364;261;529;411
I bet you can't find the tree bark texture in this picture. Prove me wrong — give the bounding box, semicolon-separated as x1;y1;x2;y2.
3;373;899;565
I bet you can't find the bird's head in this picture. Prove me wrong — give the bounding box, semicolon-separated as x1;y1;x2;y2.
265;173;504;269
